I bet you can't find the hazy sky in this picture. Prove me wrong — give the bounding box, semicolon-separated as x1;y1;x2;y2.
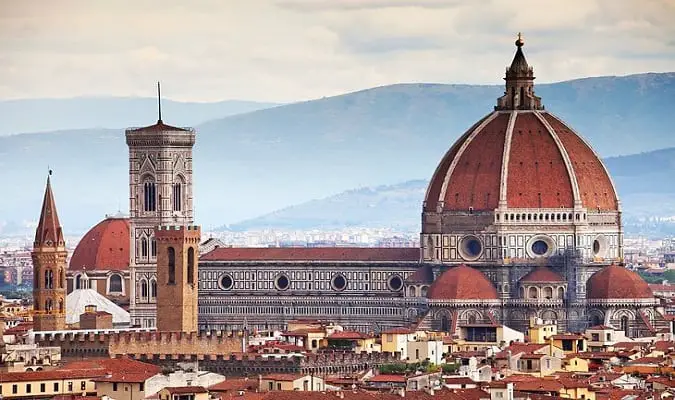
1;0;673;102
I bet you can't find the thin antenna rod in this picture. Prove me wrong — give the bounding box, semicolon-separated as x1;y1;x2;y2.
157;81;162;123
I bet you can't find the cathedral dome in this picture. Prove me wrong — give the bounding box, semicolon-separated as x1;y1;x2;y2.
427;265;498;300
69;217;130;272
520;266;565;283
586;264;653;299
423;39;618;214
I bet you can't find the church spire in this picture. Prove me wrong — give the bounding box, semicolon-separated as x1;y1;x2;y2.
495;33;543;111
34;172;64;248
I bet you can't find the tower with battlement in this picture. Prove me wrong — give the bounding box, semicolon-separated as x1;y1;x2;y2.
126;84;196;328
32;175;67;331
155;225;201;332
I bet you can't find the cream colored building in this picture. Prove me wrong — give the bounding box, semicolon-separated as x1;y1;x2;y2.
0;369;99;399
259;374;325;392
407;339;444;364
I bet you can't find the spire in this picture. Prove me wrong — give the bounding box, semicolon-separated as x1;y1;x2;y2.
34;172;64;248
495;33;543;111
157;81;162;124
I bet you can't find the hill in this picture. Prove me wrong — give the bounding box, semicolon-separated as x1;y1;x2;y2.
1;73;674;234
0;97;278;136
230;148;675;234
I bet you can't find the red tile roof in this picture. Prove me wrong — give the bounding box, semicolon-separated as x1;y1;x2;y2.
163;386;208;394
427;265;498;300
586;264;653;299
0;369;106;383
328;331;368;340
520;266;565;283
261;374;303;382
367;374;406;383
201;247;420;262
208;378;259;392
69;217;130;271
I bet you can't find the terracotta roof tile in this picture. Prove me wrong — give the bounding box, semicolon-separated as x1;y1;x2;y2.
587;264;653;299
427;265;498;300
520;266;565;283
69;217;130;271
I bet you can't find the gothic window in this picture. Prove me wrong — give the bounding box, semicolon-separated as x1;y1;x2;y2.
172;179;183;212
75;274;82;290
141;279;148;299
150;279;157;298
168;247;176;284
151;238;157;257
45;269;54;289
187;247;195;285
58;299;64;313
141;237;148;258
441;315;450;332
143;179;157;212
109;274;123;293
59;269;64;289
45;299;53;313
620;316;629;336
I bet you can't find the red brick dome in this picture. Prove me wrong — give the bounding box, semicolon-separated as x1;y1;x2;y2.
69;217;130;271
423;38;618;214
427;265;498;300
520;266;565;283
586;264;653;299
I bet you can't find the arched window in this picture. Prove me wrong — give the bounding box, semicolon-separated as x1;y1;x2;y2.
408;286;417;297
468;315;477;324
109;274;123;293
187;247;195;285
620;316;629;336
45;269;54;289
140;279;148;299
420;286;428;297
141;237;148;258
143;179;156;212
557;287;565;300
45;299;53;313
543;287;553;299
58;299;64;313
441;315;450;332
173;180;183;212
168;247;176;284
59;269;64;289
591;315;602;327
75;274;82;290
150;279;157;298
528;287;538;299
151;238;156;257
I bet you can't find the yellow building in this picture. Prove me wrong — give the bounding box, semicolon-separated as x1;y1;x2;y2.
563;355;590;372
528;320;557;344
158;386;209;400
381;328;417;359
259;374;325;392
559;380;596;400
0;369;100;399
551;334;587;354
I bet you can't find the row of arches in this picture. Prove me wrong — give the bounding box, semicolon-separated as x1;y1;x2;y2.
407;285;429;298
44;298;64;314
137;278;158;302
139;236;157;259
520;285;566;300
496;212;586;223
42;268;64;289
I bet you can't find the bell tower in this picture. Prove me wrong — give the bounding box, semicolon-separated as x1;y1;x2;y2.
32;174;67;331
155;225;201;333
126;83;196;328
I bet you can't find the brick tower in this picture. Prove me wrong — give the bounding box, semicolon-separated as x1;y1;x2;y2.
155;225;201;332
126;83;196;328
32;175;67;331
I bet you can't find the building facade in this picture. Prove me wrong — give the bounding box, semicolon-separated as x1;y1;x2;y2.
125;107;196;328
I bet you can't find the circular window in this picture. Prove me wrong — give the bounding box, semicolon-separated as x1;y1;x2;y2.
388;275;403;291
219;274;234;290
459;235;483;261
275;274;290;291
331;274;347;291
532;240;549;255
593;235;607;257
593;240;600;254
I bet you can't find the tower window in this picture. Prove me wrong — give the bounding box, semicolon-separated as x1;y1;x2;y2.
141;237;148;258
168;247;176;284
143;180;157;212
45;299;53;313
187;247;195;285
45;269;54;289
173;182;182;212
141;279;148;299
150;279;157;298
151;238;156;257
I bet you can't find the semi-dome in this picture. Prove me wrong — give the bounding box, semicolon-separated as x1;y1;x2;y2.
69;216;130;271
586;264;653;299
520;266;565;283
423;39;619;214
427;265;498;300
